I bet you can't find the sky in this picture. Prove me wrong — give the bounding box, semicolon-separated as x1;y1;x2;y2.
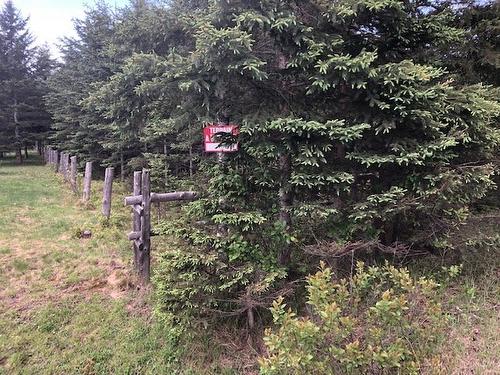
3;0;129;57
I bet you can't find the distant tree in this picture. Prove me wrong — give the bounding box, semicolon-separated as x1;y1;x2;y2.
45;2;116;163
0;1;54;161
449;1;500;86
0;0;35;161
23;45;56;155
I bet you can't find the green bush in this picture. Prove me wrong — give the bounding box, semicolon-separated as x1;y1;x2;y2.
260;262;447;375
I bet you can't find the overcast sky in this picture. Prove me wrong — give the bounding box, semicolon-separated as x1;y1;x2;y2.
3;0;129;57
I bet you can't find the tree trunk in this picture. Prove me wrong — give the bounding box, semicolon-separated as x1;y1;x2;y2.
278;153;293;265
189;144;193;177
16;148;23;164
120;151;125;182
14;98;23;164
24;145;28;159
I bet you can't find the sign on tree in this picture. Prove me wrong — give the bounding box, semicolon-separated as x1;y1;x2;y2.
203;124;239;152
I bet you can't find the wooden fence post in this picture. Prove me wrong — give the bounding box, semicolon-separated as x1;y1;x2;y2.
70;156;77;193
59;152;65;174
132;171;142;270
124;173;197;284
102;167;114;219
82;161;93;203
64;154;70;182
54;151;59;173
57;153;61;172
138;169;151;282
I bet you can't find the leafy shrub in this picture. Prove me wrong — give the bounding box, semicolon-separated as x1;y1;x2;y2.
260;262;447;375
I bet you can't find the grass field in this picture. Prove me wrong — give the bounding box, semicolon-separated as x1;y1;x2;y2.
0;155;182;374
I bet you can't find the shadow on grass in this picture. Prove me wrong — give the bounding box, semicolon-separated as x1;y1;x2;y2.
0;153;45;169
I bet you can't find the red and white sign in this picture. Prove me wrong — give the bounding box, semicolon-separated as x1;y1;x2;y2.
203;124;239;153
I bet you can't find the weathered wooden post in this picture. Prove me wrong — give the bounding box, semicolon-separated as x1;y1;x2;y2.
124;173;197;283
59;152;66;175
82;161;93;203
58;152;63;173
61;153;66;177
70;156;78;193
64;154;70;182
132;171;142;270
139;169;151;281
54;151;59;173
102;167;114;219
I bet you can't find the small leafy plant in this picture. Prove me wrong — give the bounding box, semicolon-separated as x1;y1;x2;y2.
260;262;447;375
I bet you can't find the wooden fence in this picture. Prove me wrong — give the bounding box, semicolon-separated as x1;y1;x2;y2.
124;170;197;282
43;146;197;284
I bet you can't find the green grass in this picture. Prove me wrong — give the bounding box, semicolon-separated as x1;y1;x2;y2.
0;154;184;374
408;222;500;374
11;259;29;273
0;297;181;374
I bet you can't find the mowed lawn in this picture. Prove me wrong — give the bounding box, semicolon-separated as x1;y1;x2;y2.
0;156;180;374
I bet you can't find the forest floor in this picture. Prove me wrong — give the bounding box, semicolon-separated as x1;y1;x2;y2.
0;155;498;374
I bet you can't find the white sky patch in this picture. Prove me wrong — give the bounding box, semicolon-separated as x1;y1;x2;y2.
3;0;128;58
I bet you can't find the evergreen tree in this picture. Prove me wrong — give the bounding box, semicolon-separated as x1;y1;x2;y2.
0;0;35;161
153;0;500;323
42;0;500;325
46;2;116;162
449;0;499;85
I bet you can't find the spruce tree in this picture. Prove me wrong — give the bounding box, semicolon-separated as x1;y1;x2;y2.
153;0;500;323
46;3;116;162
41;0;500;325
0;0;35;161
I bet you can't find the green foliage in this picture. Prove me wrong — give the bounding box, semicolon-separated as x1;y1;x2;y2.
260;262;447;375
153;161;289;323
0;1;54;159
43;0;500;328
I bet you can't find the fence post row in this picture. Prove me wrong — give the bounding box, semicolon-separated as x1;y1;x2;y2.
125;169;198;283
44;150;204;284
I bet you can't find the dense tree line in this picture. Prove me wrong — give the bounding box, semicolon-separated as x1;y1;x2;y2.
0;0;54;162
47;0;500;323
2;0;499;328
